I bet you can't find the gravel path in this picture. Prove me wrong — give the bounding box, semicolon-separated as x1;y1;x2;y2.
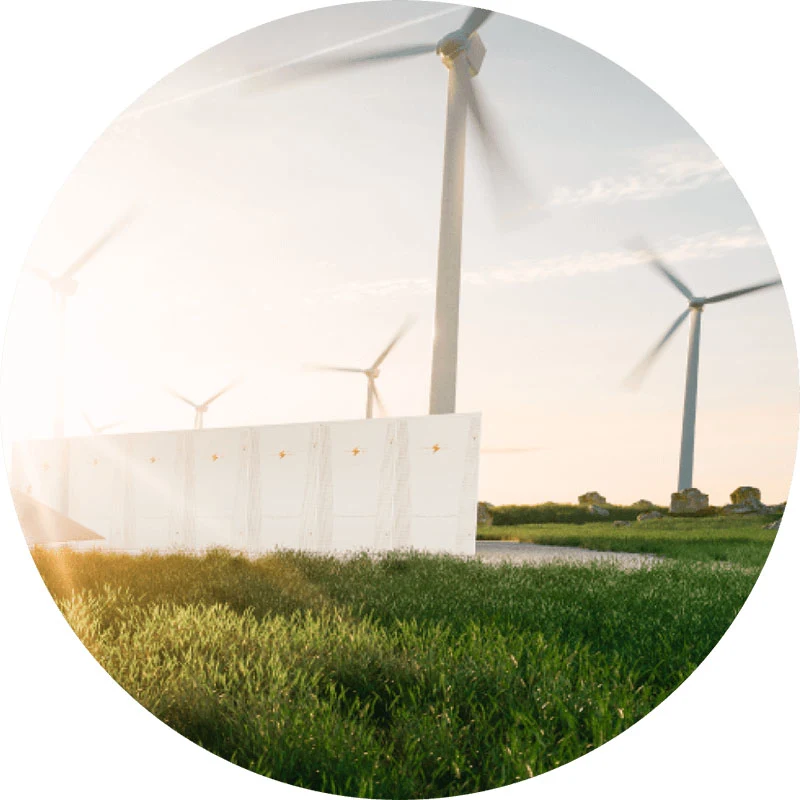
475;540;660;569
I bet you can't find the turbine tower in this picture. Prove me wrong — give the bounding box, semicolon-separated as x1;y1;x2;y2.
248;8;529;415
309;318;414;419
627;247;781;491
166;379;242;430
29;210;136;438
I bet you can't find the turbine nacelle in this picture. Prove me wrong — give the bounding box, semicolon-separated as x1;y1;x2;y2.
436;31;485;75
51;275;80;297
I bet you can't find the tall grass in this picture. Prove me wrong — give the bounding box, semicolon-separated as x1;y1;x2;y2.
489;503;669;525
33;547;761;797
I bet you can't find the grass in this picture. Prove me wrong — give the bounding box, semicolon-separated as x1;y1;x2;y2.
477;515;778;568
31;541;769;797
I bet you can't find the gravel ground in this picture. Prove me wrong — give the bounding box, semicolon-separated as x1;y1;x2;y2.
475;540;660;569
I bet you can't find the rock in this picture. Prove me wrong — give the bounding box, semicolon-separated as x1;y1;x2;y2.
631;499;655;510
730;486;762;506
763;520;781;531
613;520;632;527
587;504;609;517
579;491;607;507
721;503;755;516
670;488;709;514
637;510;663;522
477;501;494;526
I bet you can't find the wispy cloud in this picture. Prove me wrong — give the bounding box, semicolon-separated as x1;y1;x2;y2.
548;141;732;208
468;227;767;285
316;227;768;302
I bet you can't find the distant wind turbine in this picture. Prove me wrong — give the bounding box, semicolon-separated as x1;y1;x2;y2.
308;318;415;419
627;243;782;491
28;210;136;438
247;7;533;416
82;411;123;436
166;379;243;430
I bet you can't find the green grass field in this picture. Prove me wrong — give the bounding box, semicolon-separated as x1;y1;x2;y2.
478;515;778;568
31;523;773;797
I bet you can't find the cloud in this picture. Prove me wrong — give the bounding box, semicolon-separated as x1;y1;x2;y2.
468;227;768;285
316;227;769;302
548;141;732;208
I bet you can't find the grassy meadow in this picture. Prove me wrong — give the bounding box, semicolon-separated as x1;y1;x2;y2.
31;523;774;797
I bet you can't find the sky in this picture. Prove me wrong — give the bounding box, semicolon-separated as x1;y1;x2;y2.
1;0;796;505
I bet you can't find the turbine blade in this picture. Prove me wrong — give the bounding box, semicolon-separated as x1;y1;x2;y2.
244;43;436;93
704;278;782;304
372;316;416;369
97;421;124;433
29;267;54;283
306;364;365;374
628;239;695;300
165;386;198;409
81;411;97;434
61;208;137;279
460;63;536;225
460;8;493;36
625;308;692;389
200;378;243;408
370;379;388;418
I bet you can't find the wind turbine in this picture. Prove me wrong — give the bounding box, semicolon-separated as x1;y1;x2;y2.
248;7;530;415
82;411;124;436
308;318;414;419
166;379;243;430
627;246;782;491
28;211;136;438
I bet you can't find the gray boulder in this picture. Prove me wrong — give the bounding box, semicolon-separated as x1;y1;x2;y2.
477;501;494;526
670;488;709;514
721;503;754;516
579;491;607;507
637;510;663;522
613;520;632;528
730;486;762;506
763;520;781;531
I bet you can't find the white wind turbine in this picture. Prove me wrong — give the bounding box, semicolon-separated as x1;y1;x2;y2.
28;211;136;438
166;379;243;430
309;318;415;419
82;411;124;436
248;7;530;416
627;247;782;492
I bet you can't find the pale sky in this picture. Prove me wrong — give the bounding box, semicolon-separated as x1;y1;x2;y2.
1;1;797;505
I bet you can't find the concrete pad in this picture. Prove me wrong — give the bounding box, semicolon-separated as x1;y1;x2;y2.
475;540;659;569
